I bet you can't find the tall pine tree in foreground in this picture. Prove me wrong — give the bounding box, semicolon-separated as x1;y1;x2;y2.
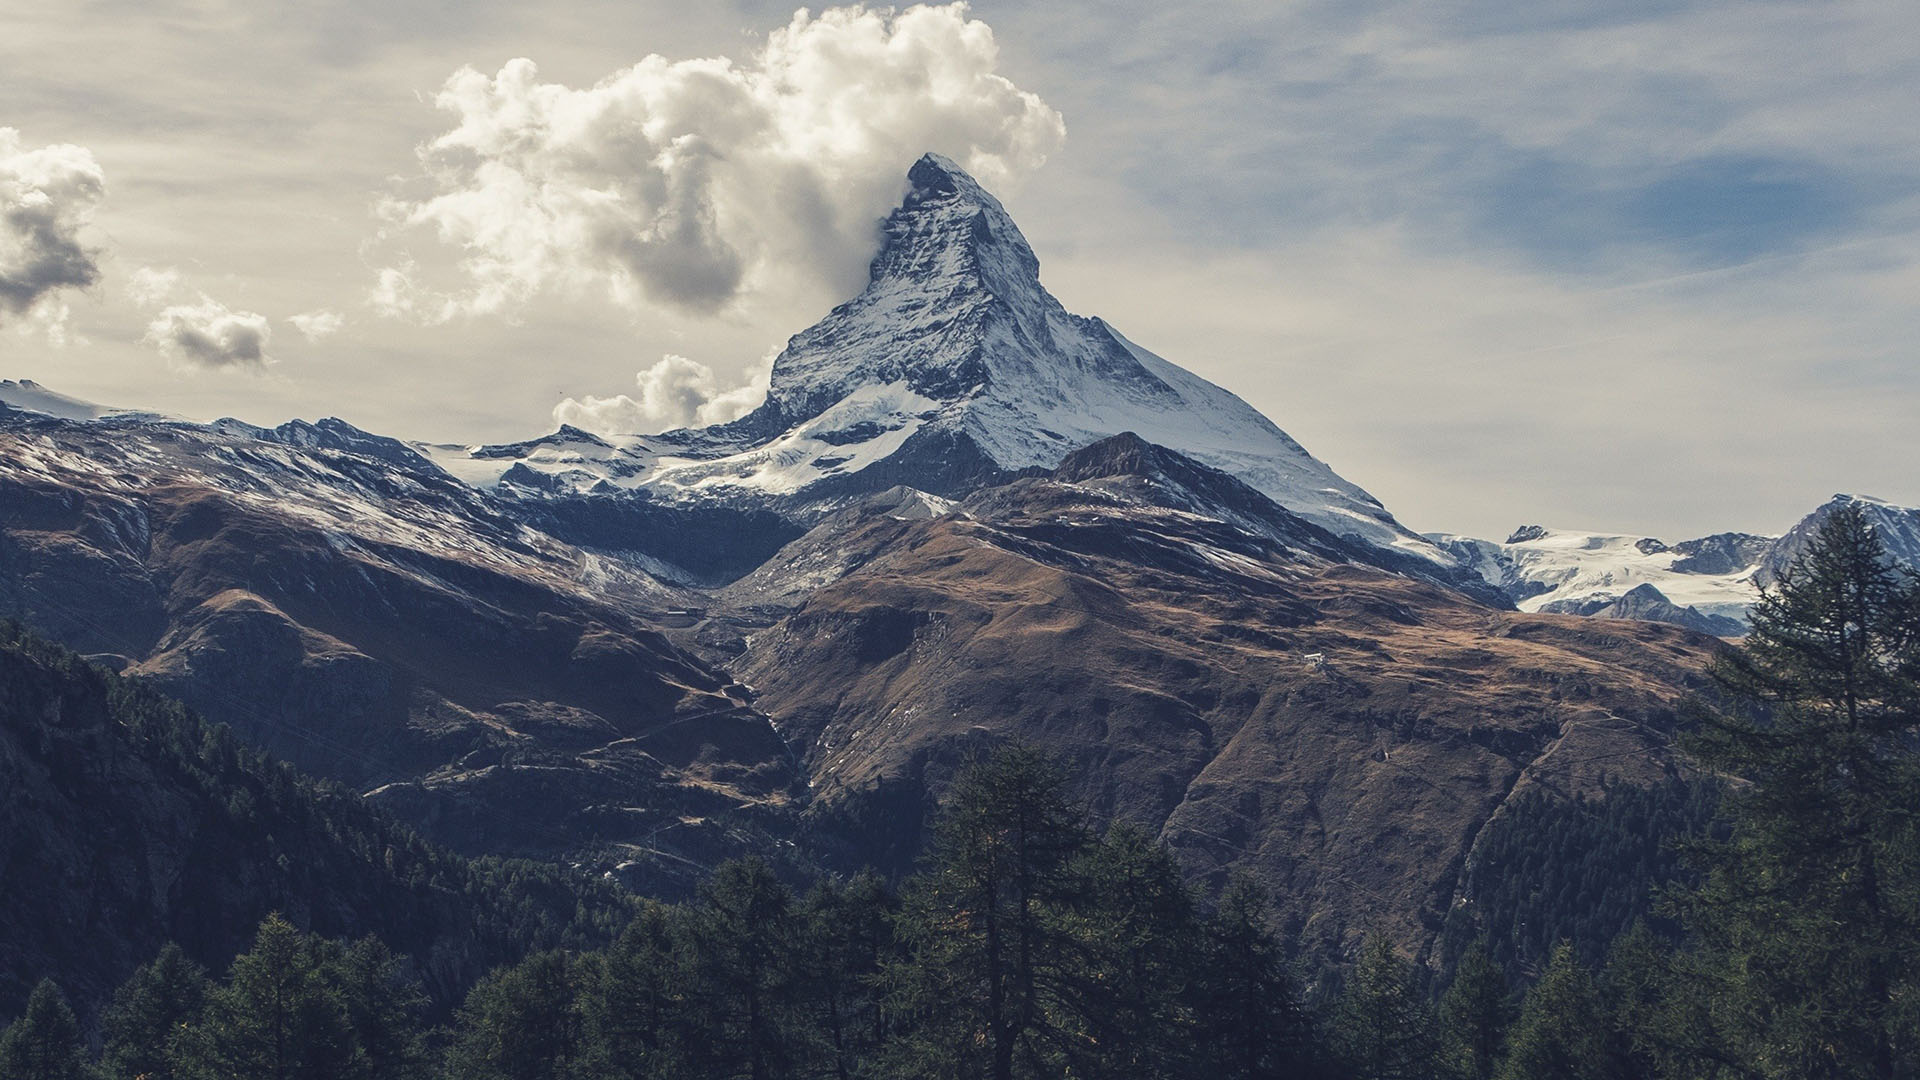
887;746;1088;1080
1192;875;1314;1080
1675;503;1920;1079
0;980;90;1080
1438;939;1511;1080
98;944;210;1080
1330;935;1438;1080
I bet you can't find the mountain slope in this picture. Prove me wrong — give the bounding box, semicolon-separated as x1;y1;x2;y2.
444;155;1453;570
0;624;632;1019
0;407;799;889
727;439;1721;961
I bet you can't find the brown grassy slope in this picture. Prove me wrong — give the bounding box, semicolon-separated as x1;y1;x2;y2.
736;481;1719;960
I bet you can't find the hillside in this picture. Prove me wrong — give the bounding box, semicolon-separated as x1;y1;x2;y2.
0;623;632;1019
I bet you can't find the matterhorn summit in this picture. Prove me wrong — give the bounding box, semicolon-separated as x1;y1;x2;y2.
438;154;1449;565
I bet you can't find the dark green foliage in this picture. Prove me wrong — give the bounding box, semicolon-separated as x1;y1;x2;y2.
1494;944;1619;1080
1329;935;1439;1080
98;944;210;1080
169;914;363;1080
0;980;90;1080
442;951;585;1080
1664;503;1920;1079
1192;875;1314;1080
1060;824;1202;1079
798;873;894;1080
0;621;633;1019
1442;778;1717;978
578;904;685;1080
678;858;807;1080
886;746;1088;1080
1438;939;1511;1080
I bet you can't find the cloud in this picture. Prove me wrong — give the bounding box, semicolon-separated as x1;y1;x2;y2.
143;298;273;370
126;265;182;307
554;350;773;435
0;128;106;330
289;309;344;341
377;3;1064;321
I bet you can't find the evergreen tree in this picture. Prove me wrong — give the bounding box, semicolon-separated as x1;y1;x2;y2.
327;937;428;1080
99;944;211;1080
799;873;894;1080
1676;504;1920;1079
0;980;91;1080
1496;944;1616;1080
1329;935;1438;1080
1061;824;1201;1079
679;858;806;1080
442;951;583;1080
887;746;1089;1080
1438;939;1511;1080
171;914;362;1080
1190;875;1313;1080
580;903;685;1080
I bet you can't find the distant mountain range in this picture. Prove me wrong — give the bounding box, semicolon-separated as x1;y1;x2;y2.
1432;493;1920;636
2;155;1913;967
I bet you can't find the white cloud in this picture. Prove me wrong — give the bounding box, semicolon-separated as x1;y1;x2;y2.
376;3;1064;322
554;350;773;435
288;308;344;341
143;298;273;370
0;128;106;333
126;265;182;307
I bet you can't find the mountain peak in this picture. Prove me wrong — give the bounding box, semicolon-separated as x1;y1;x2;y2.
866;152;1040;300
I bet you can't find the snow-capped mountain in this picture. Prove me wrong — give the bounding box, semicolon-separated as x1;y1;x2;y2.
1431;526;1769;630
436;154;1450;567
1433;494;1920;636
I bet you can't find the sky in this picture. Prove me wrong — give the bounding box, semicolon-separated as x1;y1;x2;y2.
3;0;1918;541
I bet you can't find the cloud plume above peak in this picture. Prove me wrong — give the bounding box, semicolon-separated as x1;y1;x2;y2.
0;128;105;331
377;3;1064;322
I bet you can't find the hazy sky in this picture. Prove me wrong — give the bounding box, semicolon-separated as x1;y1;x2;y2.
4;0;1917;540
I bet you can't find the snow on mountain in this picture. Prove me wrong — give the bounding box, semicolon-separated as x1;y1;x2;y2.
1430;526;1769;631
441;154;1451;566
1756;494;1920;588
0;379;137;421
1434;495;1920;636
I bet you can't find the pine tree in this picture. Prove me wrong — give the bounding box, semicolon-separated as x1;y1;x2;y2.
1062;823;1201;1079
887;746;1089;1080
442;951;583;1080
0;980;91;1080
799;873;894;1080
1496;944;1616;1080
1329;935;1438;1080
1438;939;1511;1080
580;903;685;1080
327;937;428;1080
1676;503;1920;1079
679;858;806;1080
1190;875;1313;1080
100;944;211;1080
171;914;363;1080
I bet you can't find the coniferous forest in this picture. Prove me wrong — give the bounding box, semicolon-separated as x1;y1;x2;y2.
2;508;1917;1079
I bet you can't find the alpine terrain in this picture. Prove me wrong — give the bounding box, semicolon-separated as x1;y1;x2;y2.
4;154;1854;986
